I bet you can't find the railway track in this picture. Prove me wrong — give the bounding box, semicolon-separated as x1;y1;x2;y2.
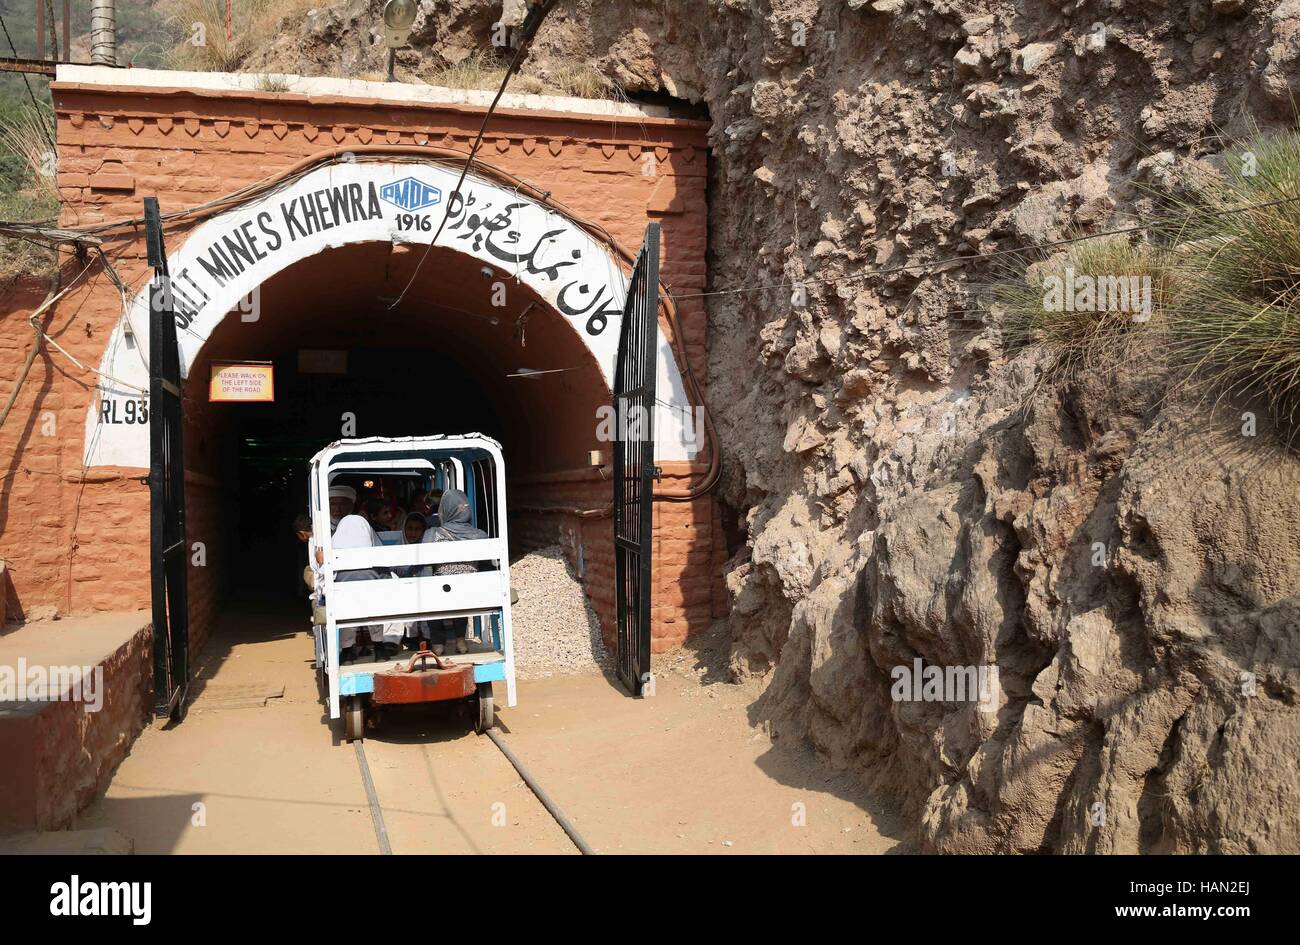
350;715;593;855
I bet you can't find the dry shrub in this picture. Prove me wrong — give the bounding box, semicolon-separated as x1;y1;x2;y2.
0;105;59;280
421;50;513;91
422;52;624;101
160;0;317;72
1157;128;1300;436
0;105;56;202
985;236;1174;379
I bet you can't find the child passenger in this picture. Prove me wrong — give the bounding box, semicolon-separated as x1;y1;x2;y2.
394;512;428;650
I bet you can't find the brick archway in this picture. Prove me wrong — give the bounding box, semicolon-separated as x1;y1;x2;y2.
85;156;698;471
0;66;724;653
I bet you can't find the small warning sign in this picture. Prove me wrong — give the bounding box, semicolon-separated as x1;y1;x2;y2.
209;362;275;402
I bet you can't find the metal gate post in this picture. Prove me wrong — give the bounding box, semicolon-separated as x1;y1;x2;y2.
613;223;661;696
144;197;190;723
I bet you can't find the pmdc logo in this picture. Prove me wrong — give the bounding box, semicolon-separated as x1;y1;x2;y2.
380;177;442;211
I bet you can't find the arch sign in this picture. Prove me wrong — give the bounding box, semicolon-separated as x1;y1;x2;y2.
84;159;696;467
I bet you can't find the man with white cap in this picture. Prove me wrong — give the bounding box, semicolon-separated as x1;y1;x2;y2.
328;484;357;528
331;510;384;662
305;484;358;589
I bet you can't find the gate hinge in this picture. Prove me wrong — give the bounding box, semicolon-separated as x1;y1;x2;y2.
652;465;662;482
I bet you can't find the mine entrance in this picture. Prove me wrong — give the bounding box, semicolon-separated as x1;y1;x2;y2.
181;239;612;613
228;346;500;597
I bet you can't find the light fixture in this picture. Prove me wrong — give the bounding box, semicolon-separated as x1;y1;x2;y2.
381;0;418;81
382;0;417;44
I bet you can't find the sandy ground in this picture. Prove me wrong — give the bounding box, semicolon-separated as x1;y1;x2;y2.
68;600;908;854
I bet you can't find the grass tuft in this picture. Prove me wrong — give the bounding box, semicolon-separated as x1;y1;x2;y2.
544;64;623;101
984;236;1173;378
1157;128;1300;434
985;123;1300;441
160;0;317;72
0;104;59;281
420;52;624;101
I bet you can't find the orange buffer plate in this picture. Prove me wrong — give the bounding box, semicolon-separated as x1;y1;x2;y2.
371;663;477;705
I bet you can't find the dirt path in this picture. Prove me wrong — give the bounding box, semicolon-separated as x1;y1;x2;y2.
74;602;908;854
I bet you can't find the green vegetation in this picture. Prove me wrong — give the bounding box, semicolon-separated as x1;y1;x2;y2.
987;236;1173;377
986;124;1300;442
1158;131;1300;433
0;102;57;280
0;1;172;277
0;187;59;279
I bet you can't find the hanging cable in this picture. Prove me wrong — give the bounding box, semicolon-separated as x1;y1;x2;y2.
386;0;558;311
0;264;61;432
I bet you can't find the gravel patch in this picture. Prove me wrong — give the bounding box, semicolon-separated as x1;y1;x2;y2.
509;544;611;679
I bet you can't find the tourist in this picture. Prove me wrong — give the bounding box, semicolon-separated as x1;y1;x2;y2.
328;484;356;529
331;513;392;663
420;488;486;655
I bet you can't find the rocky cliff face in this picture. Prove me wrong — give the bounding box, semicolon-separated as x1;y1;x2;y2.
248;0;1300;852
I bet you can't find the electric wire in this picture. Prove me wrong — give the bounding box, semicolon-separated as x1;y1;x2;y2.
8;87;1295;500
386;0;558;312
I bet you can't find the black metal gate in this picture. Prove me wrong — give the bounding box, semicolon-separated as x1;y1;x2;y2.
613;223;661;695
144;197;190;723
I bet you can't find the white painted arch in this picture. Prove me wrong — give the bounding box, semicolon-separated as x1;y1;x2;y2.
84;159;696;467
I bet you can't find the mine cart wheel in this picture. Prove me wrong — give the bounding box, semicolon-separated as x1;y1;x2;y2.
344;696;366;742
475;683;495;734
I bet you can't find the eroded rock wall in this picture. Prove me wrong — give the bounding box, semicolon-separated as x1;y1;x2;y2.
248;0;1300;852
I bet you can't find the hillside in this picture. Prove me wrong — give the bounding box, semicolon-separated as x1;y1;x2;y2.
9;0;1300;853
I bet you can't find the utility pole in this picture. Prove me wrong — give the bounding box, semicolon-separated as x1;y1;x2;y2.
44;0;58;59
90;0;117;66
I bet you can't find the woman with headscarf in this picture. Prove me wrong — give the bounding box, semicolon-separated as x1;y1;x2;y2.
331;512;391;663
420;488;487;655
395;512;427;570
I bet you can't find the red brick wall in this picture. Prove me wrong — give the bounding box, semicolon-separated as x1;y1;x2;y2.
0;269;154;619
0;621;152;832
511;461;720;651
0;79;723;650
